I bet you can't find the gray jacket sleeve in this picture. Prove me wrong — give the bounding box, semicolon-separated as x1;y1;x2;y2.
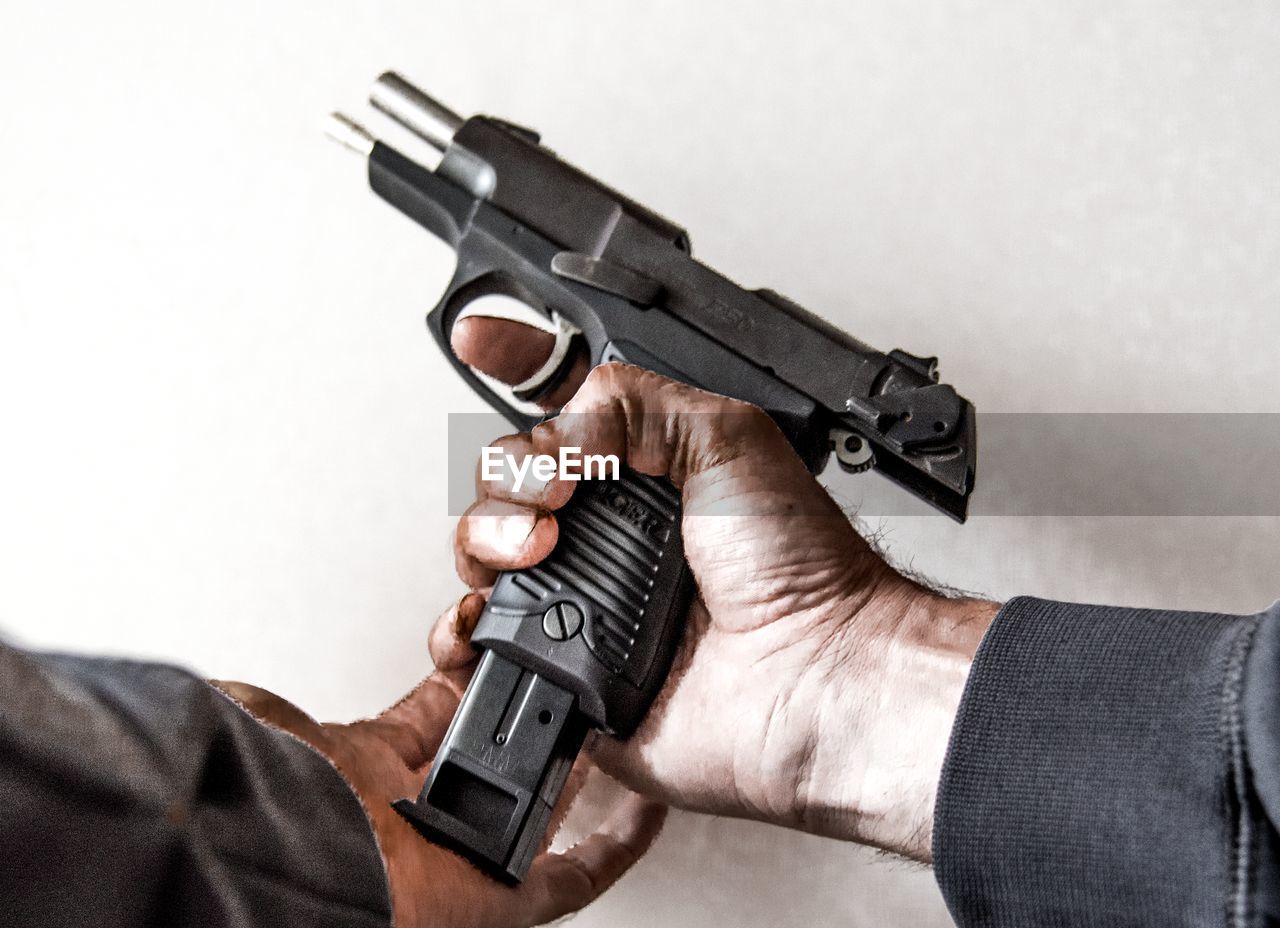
0;640;392;928
933;598;1280;928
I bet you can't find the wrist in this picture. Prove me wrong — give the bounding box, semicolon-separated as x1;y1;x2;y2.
795;572;998;860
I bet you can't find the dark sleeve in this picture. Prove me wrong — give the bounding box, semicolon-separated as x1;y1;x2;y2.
933;597;1280;928
0;640;392;928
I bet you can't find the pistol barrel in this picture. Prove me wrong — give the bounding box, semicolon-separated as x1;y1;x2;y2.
370;72;464;151
323;113;376;156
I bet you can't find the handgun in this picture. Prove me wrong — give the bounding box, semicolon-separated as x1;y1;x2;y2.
327;72;976;883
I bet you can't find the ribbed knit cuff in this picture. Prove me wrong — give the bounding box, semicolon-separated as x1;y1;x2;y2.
933;596;1261;927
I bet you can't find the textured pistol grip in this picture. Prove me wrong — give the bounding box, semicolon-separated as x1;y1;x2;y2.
471;468;693;735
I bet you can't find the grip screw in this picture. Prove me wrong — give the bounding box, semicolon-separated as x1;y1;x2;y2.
542;602;585;641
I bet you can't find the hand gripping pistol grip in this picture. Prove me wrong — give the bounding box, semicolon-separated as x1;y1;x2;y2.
394;469;693;882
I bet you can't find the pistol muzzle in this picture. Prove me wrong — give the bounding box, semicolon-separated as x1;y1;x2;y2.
370;71;465;151
323;113;375;156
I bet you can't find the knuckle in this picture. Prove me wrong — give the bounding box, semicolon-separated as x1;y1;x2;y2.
475;434;532;477
580;361;623;396
584;360;651;396
454;504;486;549
491;432;533;453
736;399;773;429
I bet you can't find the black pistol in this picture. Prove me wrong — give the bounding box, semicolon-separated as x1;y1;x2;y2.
327;72;976;883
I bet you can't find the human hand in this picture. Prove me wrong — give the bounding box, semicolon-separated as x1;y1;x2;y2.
214;594;665;928
448;317;999;862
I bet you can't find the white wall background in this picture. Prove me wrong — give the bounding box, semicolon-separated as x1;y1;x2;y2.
2;1;1277;925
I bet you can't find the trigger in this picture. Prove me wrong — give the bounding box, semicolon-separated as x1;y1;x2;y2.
510;313;584;403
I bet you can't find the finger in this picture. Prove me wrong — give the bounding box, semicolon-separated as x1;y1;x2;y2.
451;316;555;384
452;316;591;410
455;535;499;589
532;362;794;485
532;363;844;523
427;591;485;674
475;432;576;511
455;498;559;572
520;792;667;926
371;674;462;771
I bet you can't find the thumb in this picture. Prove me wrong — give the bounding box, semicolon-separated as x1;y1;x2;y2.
211;680;330;748
366;674;461;772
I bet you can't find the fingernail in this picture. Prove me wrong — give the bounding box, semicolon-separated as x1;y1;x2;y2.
454;591;485;637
